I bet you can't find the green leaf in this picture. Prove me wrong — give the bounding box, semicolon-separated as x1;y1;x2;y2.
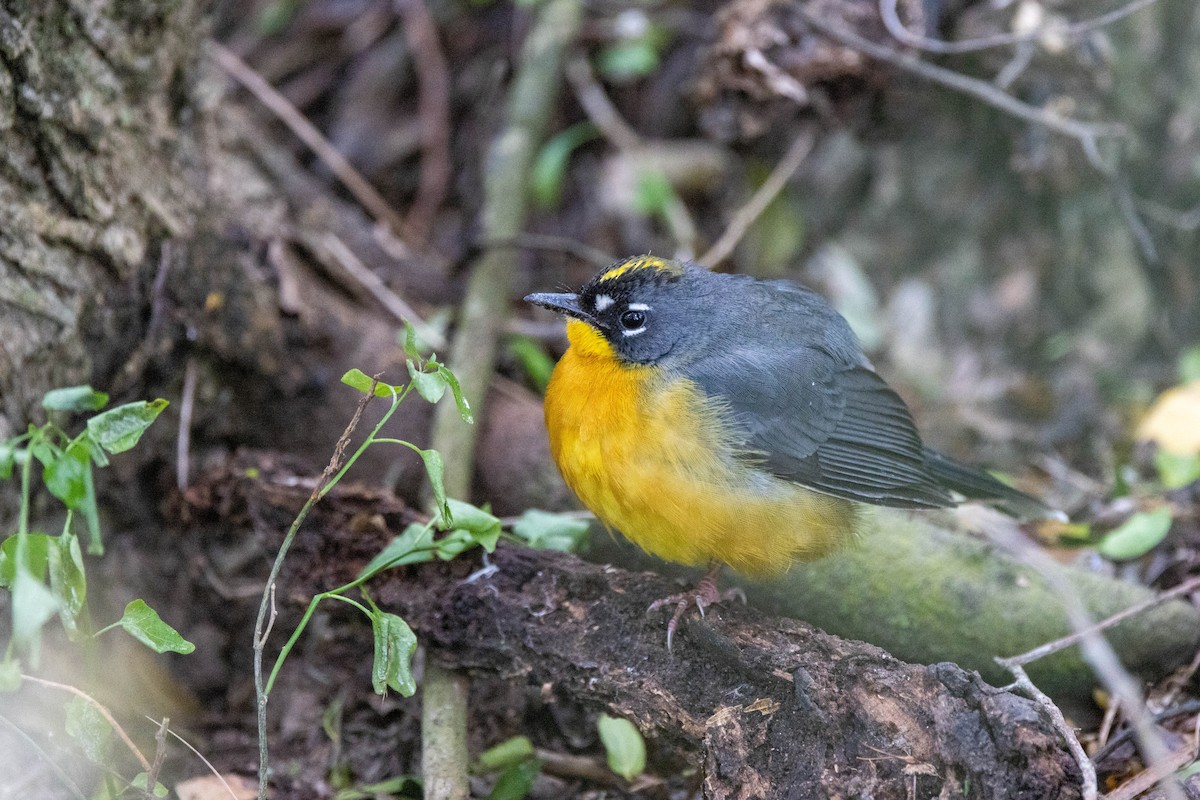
258;0;301;35
531;122;599;209
511;510;589;552
86;399;168;454
434;528;478;561
1155;450;1200;490
43;439;103;554
1098;508;1174;561
117;599;195;654
1179;345;1200;384
42;439;89;509
66;695;113;764
506;336;556;394
477;736;536;773
357;523;436;581
0;441;17;479
341;369;401;398
439;499;501;552
370;610;418;696
436;365;473;424
486;759;541;800
597;40;659;81
42;386;109;412
402;322;422;361
407;361;448;405
335;776;423;800
12;570;58;658
78;449;102;556
321;695;345;748
421;449;450;524
633;168;675;217
0;533;53;587
597;713;645;781
128;773;169;798
48;533;87;640
0;658;21;692
28;434;58;469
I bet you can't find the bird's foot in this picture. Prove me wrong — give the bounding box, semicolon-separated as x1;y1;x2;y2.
647;564;745;651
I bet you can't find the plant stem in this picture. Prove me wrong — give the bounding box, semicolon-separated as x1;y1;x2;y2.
253;382;384;800
421;663;471;800
422;2;581;798
18;433;35;537
429;0;582;500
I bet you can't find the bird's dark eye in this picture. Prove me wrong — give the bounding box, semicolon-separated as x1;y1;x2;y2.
619;309;646;330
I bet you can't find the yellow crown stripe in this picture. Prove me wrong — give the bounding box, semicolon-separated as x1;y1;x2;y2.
599;256;681;282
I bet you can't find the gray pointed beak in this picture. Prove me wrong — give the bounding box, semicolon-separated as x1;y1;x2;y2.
524;292;596;324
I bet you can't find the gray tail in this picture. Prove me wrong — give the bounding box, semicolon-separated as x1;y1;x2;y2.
923;448;1059;520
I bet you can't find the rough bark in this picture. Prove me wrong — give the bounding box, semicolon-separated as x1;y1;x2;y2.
0;0;206;431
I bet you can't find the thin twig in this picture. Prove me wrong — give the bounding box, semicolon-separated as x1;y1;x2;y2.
144;715;244;800
482;233;615;270
564;53;698;258
879;0;1164;55
1097;696;1121;751
321;233;448;350
992;661;1098;800
1103;743;1195;800
19;675;151;772
1112;170;1161;265
797;9;1127;168
699;129;817;267
177;357;198;491
394;0;451;244
565;55;641;150
253;380;377;799
209;42;416;249
982;516;1186;800
144;717;170;798
1002;575;1200;667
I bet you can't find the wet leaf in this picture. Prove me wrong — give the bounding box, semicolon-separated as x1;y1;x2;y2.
341;369;400;398
370;610;417;696
118;599;195;654
42;386;109;412
0;533;52;587
1098;508;1173;561
66;695;112;764
511;510;589;552
87;399;168;454
478;736;535;773
598;713;645;780
357;524;435;580
486;759;540;800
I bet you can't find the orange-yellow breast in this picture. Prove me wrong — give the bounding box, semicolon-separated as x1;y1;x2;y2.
544;321;858;577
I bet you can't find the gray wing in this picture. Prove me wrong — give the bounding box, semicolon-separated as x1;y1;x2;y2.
686;345;956;508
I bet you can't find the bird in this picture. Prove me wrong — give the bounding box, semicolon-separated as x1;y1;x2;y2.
525;255;1049;647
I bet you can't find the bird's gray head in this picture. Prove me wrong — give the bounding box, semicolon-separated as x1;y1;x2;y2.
524;256;729;366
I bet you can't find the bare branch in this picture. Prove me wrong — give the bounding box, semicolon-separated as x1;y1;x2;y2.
209;42;416;251
700;128;817;268
797;9;1127;161
879;0;1164;55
